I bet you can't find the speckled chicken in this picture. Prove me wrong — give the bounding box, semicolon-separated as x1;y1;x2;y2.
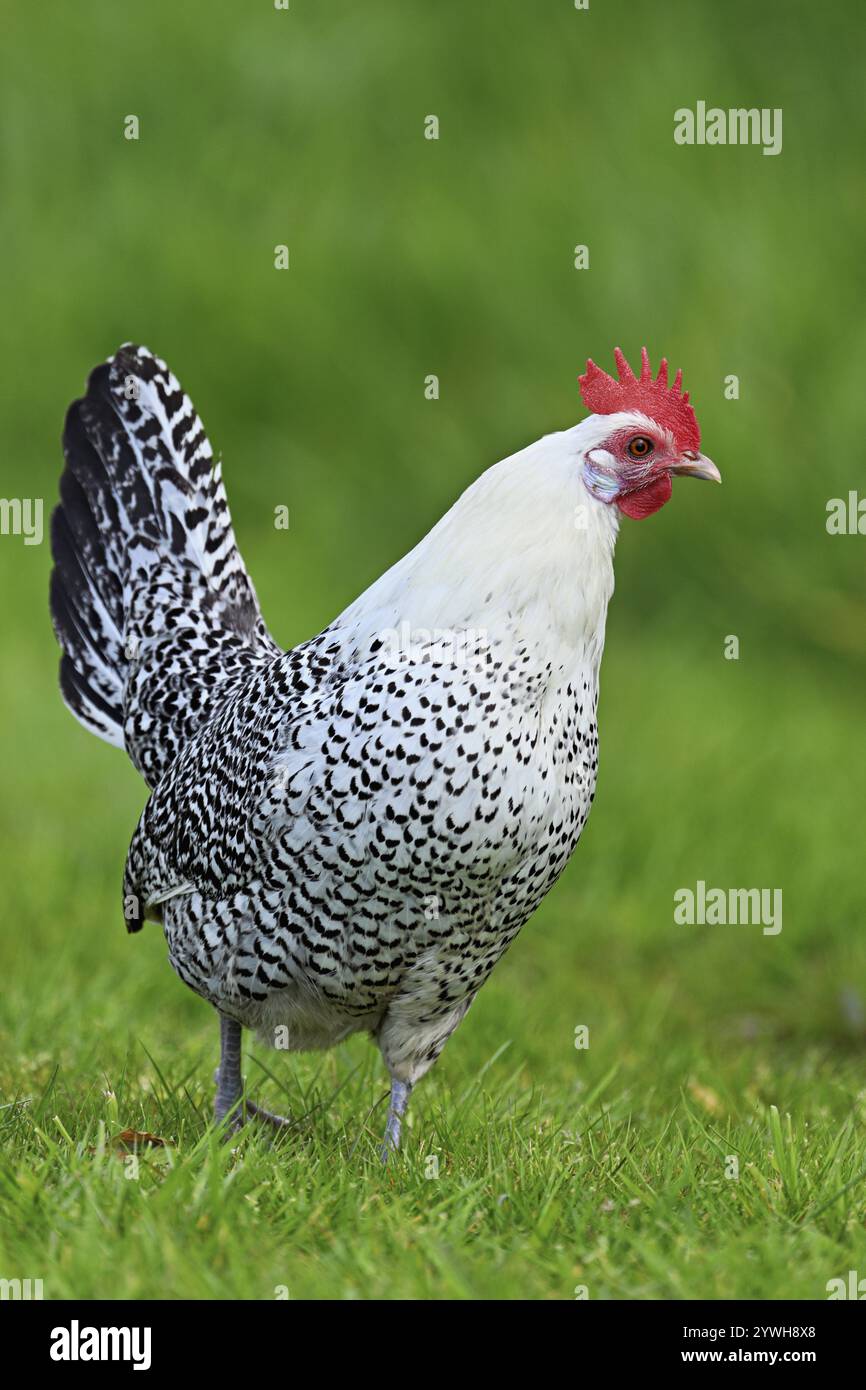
49;344;719;1154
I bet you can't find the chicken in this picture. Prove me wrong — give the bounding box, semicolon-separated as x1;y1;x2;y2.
49;344;720;1155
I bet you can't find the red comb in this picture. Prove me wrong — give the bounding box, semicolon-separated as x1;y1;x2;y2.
578;346;700;451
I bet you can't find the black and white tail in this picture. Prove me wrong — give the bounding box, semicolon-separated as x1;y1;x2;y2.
50;345;279;787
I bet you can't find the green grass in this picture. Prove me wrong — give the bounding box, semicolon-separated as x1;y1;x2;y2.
2;1045;865;1301
1;0;865;1300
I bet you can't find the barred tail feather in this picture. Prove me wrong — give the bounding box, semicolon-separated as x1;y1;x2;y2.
50;344;278;784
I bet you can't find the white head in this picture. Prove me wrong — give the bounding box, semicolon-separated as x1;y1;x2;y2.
574;346;720;517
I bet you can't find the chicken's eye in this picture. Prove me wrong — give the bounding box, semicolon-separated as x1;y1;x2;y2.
627;436;654;459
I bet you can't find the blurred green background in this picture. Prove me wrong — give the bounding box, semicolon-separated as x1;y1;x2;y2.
0;0;865;1300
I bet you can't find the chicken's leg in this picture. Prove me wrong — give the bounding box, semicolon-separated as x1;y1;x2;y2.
213;1014;291;1131
380;1077;413;1162
214;1013;244;1127
377;991;474;1161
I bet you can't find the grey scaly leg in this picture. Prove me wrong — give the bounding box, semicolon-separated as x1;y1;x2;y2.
380;1078;413;1162
214;1014;244;1128
214;1013;291;1132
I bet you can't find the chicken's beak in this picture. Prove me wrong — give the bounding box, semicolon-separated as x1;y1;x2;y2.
670;451;721;484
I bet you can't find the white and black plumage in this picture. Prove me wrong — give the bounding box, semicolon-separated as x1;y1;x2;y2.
50;344;719;1153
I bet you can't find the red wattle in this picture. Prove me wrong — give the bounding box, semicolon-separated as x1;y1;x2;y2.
616;473;673;520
